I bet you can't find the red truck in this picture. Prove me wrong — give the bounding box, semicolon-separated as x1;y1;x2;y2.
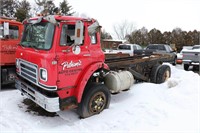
15;15;171;118
0;17;23;86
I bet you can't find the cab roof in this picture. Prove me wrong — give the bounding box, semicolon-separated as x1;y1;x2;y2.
54;15;84;21
29;15;94;22
0;18;23;25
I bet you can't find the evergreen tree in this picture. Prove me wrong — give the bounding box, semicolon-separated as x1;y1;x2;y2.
191;30;199;45
34;0;55;15
101;29;112;40
163;31;172;44
128;30;143;45
15;0;31;22
0;0;18;18
59;0;74;16
148;28;164;44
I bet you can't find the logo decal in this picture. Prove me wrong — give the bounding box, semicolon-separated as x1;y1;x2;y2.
61;60;82;70
2;45;17;51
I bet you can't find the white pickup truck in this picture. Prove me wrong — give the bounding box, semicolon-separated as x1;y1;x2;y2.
182;45;200;70
104;43;142;56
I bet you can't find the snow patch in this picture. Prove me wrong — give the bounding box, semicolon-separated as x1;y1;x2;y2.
167;78;179;88
0;65;199;133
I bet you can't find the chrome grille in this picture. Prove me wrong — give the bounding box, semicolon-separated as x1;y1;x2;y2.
19;60;38;84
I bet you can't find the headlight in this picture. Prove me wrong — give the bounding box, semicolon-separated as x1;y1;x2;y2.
40;68;47;81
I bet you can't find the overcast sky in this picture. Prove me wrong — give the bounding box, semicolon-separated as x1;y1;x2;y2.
34;0;200;35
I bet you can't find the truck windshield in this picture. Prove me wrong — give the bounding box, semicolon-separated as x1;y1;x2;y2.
21;22;55;50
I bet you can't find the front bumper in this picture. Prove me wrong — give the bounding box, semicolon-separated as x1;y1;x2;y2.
15;77;60;112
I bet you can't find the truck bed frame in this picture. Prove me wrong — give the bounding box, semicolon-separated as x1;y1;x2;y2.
105;53;170;81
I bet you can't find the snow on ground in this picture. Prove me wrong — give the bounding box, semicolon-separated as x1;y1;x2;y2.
0;64;200;133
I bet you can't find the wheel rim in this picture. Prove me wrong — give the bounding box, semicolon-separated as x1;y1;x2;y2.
164;70;170;81
89;92;106;114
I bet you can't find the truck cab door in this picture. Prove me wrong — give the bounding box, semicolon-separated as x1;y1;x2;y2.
56;22;91;89
0;21;22;65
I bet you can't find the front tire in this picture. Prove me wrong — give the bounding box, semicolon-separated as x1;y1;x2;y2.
77;83;111;118
172;57;177;66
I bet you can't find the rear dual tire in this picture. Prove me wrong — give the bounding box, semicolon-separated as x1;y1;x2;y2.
150;65;171;84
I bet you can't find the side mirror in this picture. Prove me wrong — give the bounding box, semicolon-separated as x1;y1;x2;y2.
3;22;9;36
74;20;84;45
88;21;101;35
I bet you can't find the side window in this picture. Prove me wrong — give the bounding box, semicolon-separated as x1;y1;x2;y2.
0;24;19;39
158;45;165;50
137;45;142;50
165;45;172;52
60;24;75;46
133;45;137;50
90;34;97;44
9;25;19;39
168;46;173;52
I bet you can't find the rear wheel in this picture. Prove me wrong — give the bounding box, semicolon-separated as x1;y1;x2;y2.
193;65;199;71
150;64;161;83
77;83;111;118
156;65;171;83
184;64;189;71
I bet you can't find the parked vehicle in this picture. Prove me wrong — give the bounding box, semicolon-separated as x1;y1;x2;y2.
15;15;172;118
176;46;193;64
0;16;23;86
182;45;200;70
104;43;142;56
145;44;177;65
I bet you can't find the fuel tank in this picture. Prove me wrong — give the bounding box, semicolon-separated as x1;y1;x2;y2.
105;71;134;93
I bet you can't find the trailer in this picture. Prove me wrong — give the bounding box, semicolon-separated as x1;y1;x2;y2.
15;15;172;118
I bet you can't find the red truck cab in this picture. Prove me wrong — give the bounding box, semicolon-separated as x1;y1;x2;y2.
15;15;109;115
0;17;23;85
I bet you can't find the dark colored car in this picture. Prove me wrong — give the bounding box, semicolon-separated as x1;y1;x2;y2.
146;44;177;65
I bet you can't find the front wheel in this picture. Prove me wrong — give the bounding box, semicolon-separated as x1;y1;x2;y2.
172;57;177;66
77;83;111;118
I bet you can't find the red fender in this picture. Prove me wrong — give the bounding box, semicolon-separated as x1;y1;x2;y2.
75;62;109;103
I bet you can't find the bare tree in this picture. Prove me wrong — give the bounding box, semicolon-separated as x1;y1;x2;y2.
113;20;136;40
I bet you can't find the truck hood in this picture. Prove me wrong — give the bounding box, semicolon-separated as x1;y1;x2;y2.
16;46;58;88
